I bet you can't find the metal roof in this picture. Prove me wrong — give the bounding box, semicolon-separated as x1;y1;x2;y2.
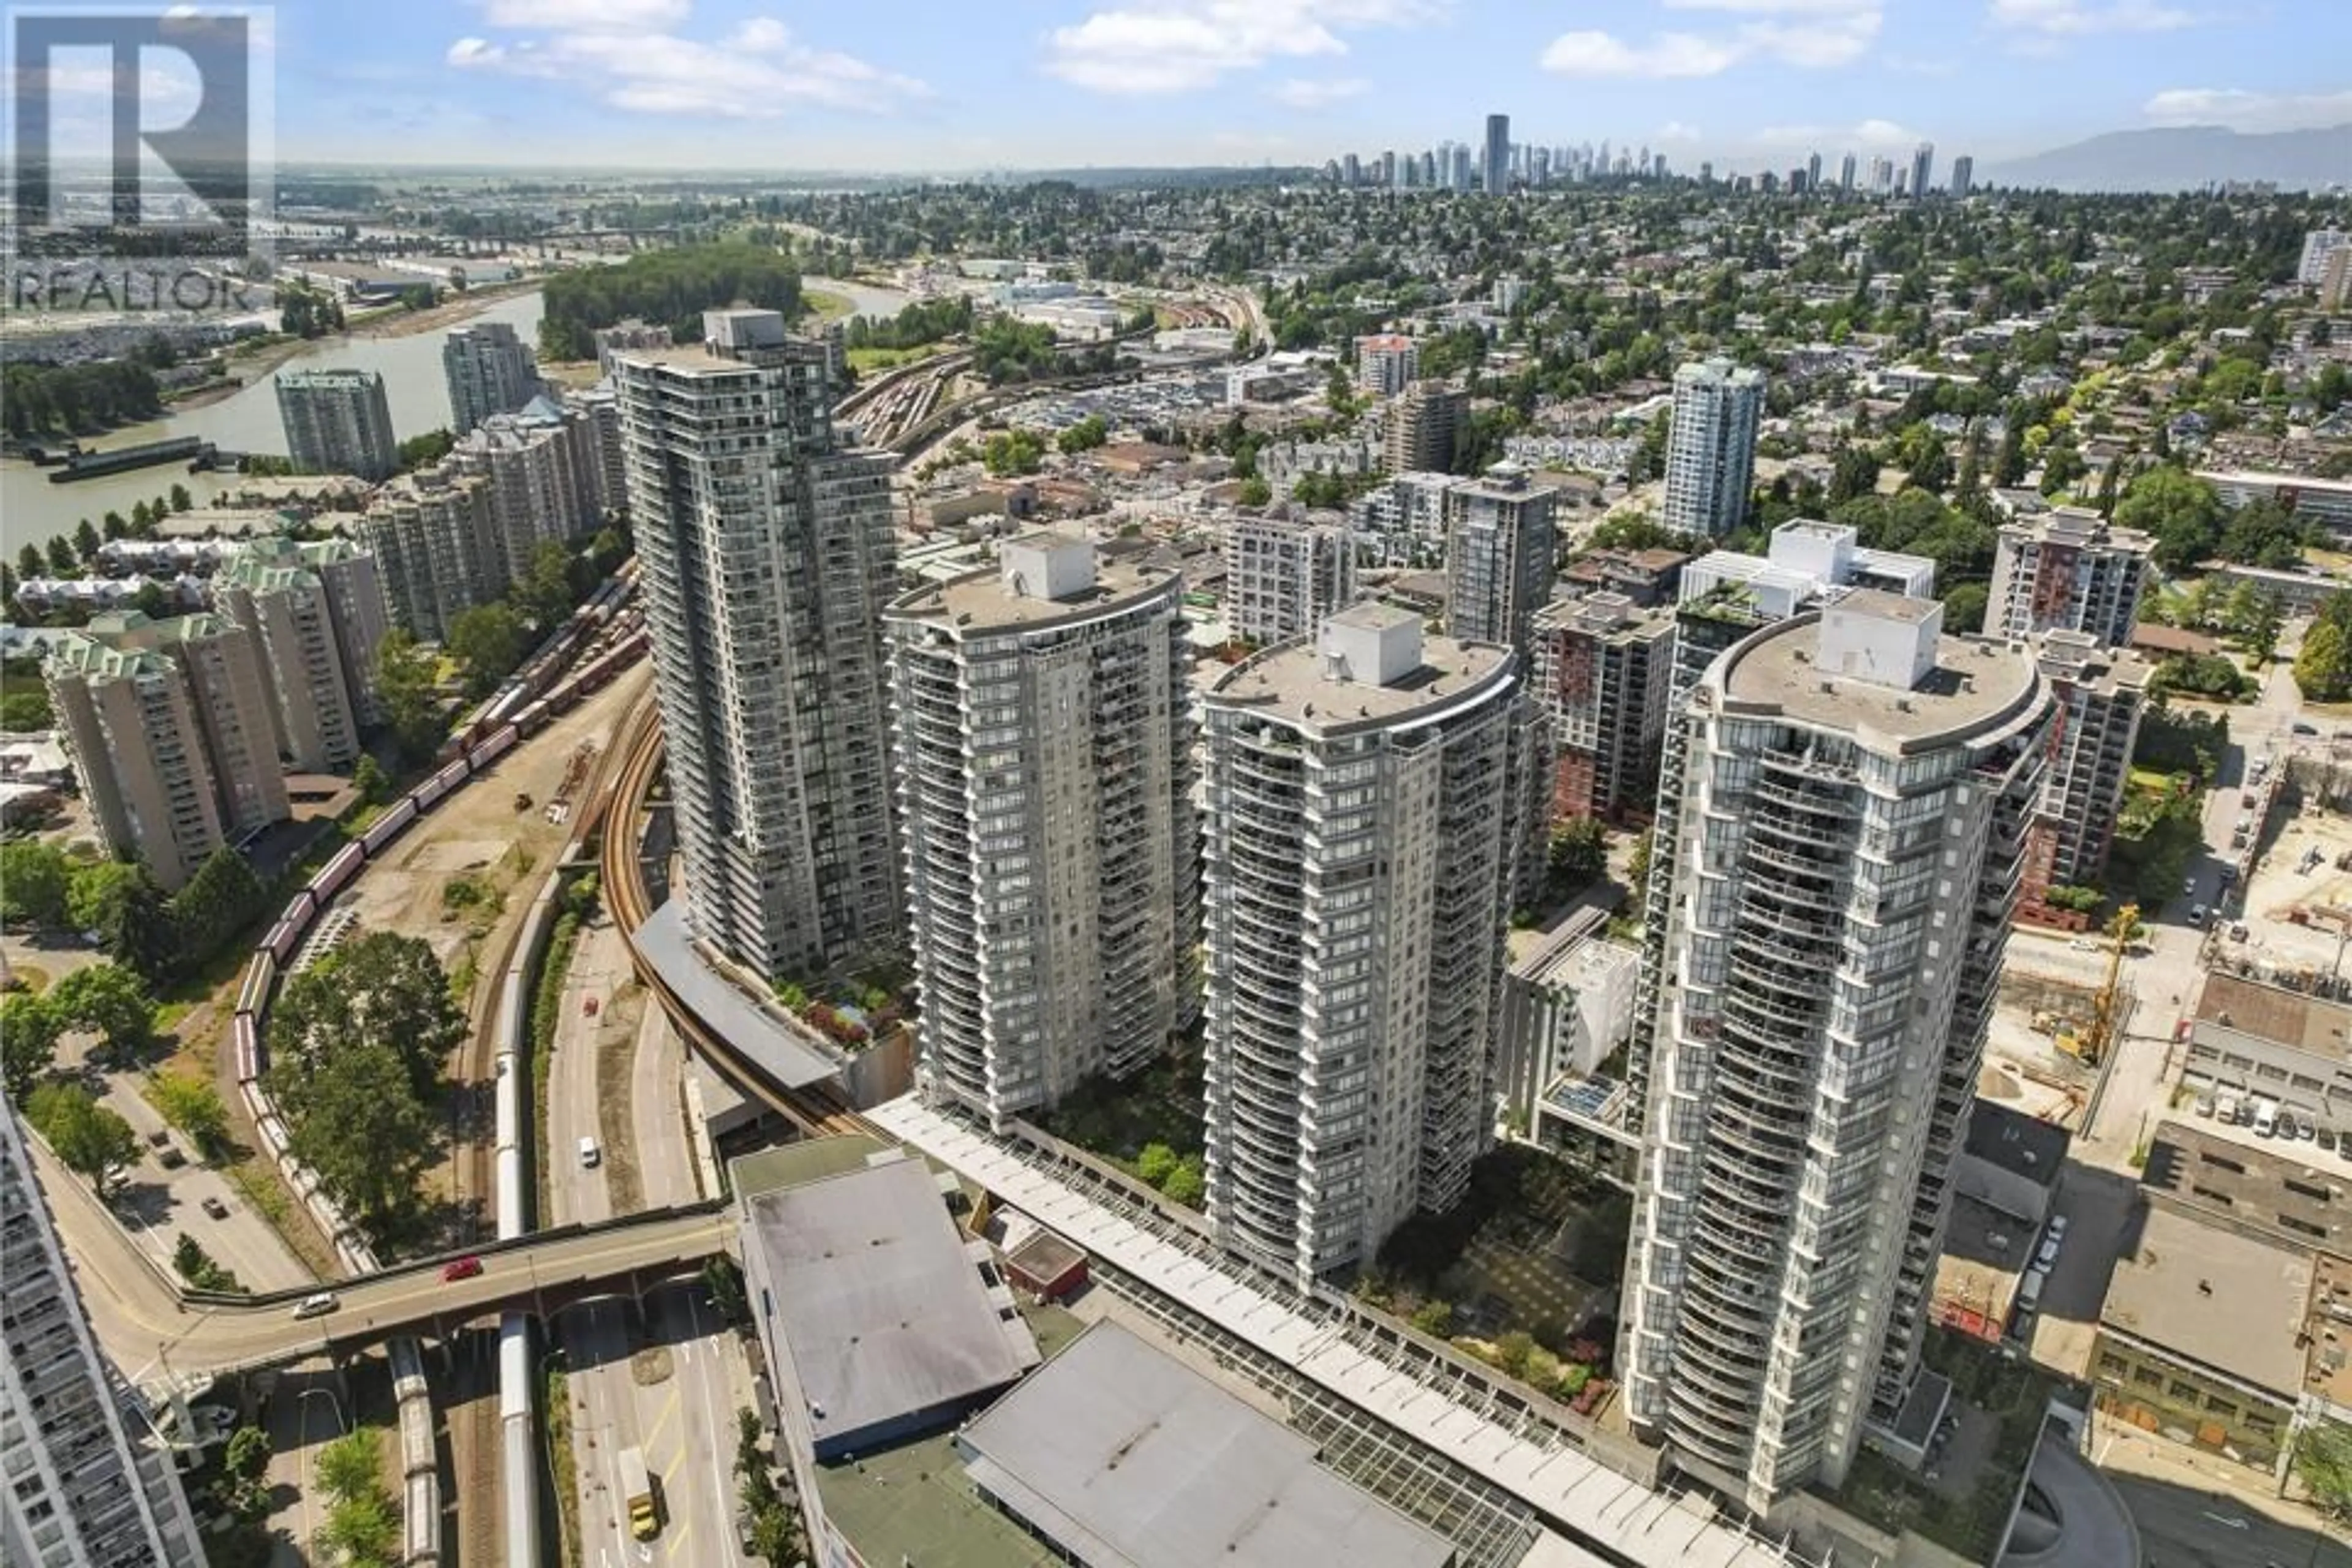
959;1322;1455;1568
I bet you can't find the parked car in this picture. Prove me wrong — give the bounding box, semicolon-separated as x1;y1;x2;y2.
2194;1091;2217;1117
2190;903;2208;926
442;1256;483;1283
154;1144;186;1169
290;1292;338;1321
200;1196;228;1219
2046;1214;2068;1241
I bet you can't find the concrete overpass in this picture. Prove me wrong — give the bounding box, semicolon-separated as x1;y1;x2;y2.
35;1134;734;1390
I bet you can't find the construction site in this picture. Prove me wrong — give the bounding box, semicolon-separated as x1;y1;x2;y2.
2222;794;2352;998
1983;910;2138;1133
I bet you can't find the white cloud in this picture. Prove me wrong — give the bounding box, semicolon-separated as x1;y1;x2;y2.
1541;1;1877;78
481;0;689;29
1271;76;1370;107
1754;116;1919;148
1989;0;2197;36
448;11;930;116
2143;87;2352;132
1042;0;1440;96
1656;120;1703;143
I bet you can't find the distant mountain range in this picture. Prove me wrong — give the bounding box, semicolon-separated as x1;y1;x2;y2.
1985;123;2350;192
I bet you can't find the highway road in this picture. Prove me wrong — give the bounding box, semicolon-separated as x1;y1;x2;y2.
31;1121;732;1385
549;913;631;1229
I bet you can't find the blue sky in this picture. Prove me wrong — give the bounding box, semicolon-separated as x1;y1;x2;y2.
256;0;2348;171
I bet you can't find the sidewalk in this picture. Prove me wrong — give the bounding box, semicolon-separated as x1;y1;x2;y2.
2092;1417;2325;1532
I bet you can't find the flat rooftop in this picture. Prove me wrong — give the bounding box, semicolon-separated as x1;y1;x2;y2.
742;1153;1039;1452
2099;1199;2312;1398
1207;628;1512;735
887;557;1179;635
1717;616;2042;747
1961;1101;2069;1190
635;903;840;1089
2195;971;2352;1061
957;1322;1456;1568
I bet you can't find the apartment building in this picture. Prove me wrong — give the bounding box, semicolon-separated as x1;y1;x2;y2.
1;1106;206;1568
616;308;902;981
565;382;630;519
2019;633;2151;918
450;395;606;561
1494;913;1642;1176
2196;470;2352;540
1224;512;1359;644
1660;358;1765;538
275;367;398;481
887;535;1199;1129
1357;334;1420;397
1529;591;1674;823
442;320;541;434
1349;470;1455;568
212;536;391;771
1623;594;2053;1513
352;469;503;641
1201;603;1545;1283
1383;381;1467;475
1444;461;1559;649
1986;507;2151;647
45;611;288;890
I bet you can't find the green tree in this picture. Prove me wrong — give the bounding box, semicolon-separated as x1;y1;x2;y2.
270;1041;439;1230
352;754;390;805
168;846;266;967
1;993;62;1099
46;535;77;575
72;518;102;561
0;840;72;928
270;931;464;1095
2294;1419;2352;1524
447;603;529;699
1410;1300;1455;1338
151;1072;230;1157
1941;581;1991;634
514;542;576;631
1162;1155;1205;1207
1237;476;1272;506
225;1424;272;1483
394;428;454;473
1628;827;1654;894
66;862;175;982
374;630;444;764
1494;1330;1536;1378
703;1254;748;1324
1056;415;1109;455
48;962;156;1058
2114;466;2226;572
1136;1142;1178;1187
1548;818;1608;889
32;1084;138;1193
0;687;53;731
168;483;193;513
2300;618;2352;702
17;543;42;580
316;1428;383;1503
315;1490;398;1568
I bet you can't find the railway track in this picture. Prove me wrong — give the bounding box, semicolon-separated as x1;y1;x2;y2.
594;696;872;1140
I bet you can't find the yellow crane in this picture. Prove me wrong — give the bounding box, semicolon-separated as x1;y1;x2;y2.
2075;903;2139;1067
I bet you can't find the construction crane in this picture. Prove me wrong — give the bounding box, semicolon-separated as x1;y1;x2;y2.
2076;903;2139;1068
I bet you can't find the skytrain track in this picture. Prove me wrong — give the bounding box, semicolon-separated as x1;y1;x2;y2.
594;698;873;1140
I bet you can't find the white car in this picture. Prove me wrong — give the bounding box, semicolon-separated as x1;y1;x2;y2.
291;1292;338;1321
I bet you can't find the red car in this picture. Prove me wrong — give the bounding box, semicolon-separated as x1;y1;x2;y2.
442;1256;483;1282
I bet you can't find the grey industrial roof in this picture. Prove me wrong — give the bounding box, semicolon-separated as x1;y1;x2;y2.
1961;1100;2068;1190
958;1322;1456;1568
634;903;839;1090
744;1154;1038;1451
2099;1200;2312;1398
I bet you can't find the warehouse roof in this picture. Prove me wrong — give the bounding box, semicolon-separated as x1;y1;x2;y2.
958;1322;1455;1568
744;1154;1038;1455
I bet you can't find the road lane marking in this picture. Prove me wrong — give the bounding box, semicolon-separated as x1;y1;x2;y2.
645;1384;682;1455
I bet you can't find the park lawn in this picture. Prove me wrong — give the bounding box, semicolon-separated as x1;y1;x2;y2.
848;344;930;372
803;288;854;323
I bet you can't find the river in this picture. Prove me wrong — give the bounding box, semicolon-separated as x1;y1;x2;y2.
1;276;910;549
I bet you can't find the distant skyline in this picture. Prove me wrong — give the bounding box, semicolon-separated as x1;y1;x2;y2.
69;1;2352;173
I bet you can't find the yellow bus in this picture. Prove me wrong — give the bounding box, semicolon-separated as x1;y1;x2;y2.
617;1446;660;1540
